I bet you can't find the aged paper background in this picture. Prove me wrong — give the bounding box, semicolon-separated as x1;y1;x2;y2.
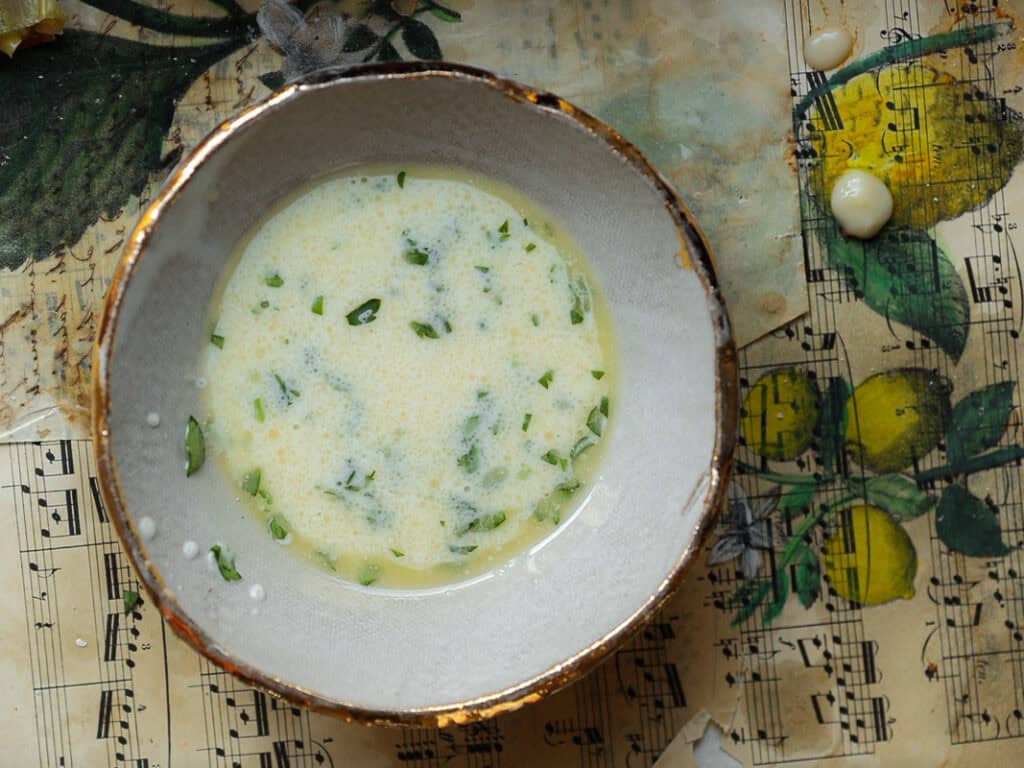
5;0;1024;766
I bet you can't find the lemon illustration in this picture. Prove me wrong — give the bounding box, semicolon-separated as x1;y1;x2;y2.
810;63;1023;228
823;504;917;605
844;368;951;473
741;368;819;461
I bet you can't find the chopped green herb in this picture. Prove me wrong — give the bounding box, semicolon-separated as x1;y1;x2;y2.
525;242;537;253
264;274;284;288
404;248;429;266
359;563;381;586
461;510;506;534
269;516;288;540
463;414;481;436
430;5;461;21
254;398;265;423
538;369;554;389
591;370;605;380
458;444;480;473
123;589;140;615
311;295;324;315
210;545;241;581
522;413;532;431
346;298;381;326
344;468;375;492
443;318;453;333
210;333;225;348
410;321;440;339
274;373;300;404
531;313;540;327
241;469;261;496
477;389;489;399
390;547;405;558
570;301;585;325
572;435;595;458
397;170;406;188
449;544;478;555
498;219;510;241
316;550;337;571
257;488;272;504
587;405;606;436
260;299;270;308
482;467;508;488
184;416;205;477
474;265;490;273
542;449;568;470
600;395;609;417
557;479;581;495
523;217;529;226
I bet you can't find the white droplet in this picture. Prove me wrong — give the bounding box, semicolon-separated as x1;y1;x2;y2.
249;584;266;602
194;376;207;390
75;638;88;648
137;516;156;540
146;411;161;427
830;170;894;239
804;27;853;71
183;540;199;560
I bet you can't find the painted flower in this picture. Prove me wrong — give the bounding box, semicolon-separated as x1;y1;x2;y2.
257;0;358;81
707;483;778;579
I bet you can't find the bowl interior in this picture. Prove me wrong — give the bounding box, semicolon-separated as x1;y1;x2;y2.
98;66;732;719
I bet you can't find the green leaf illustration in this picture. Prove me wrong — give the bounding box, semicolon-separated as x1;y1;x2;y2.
848;473;935;520
817;376;851;474
818;227;969;362
760;569;790;626
343;23;378;52
402;17;442;60
793;545;821;609
0;29;247;270
936;483;1010;557
780;484;817;520
947;381;1016;468
429;3;462;22
377;38;402;61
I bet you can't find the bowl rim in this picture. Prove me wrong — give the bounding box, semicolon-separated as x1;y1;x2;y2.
91;61;738;727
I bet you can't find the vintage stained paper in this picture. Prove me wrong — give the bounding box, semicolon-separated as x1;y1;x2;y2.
7;0;1024;767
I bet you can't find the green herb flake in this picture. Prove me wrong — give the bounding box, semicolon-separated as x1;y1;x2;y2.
264;274;284;288
123;589;141;615
359;563;381;586
525;242;537;253
465;511;506;533
184;416;205;477
572;435;595;458
254;398;265;423
458;444;480;473
316;550;337;571
210;333;225;349
210;545;242;581
269;516;288;540
557;479;581;495
498;219;510;241
591;370;605;380
522;413;532;432
397;170;407;188
411;321;440;339
463;414;481;436
570;303;585;325
390;547;405;558
346;298;381;326
311;295;324;315
542;449;567;469
449;544;478;555
600;396;609;417
530;313;540;327
587;406;606;437
538;369;554;389
430;4;461;22
274;373;300;404
404;248;429;266
241;468;261;496
474;265;490;273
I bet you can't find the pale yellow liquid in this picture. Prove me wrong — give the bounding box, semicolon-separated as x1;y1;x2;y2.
201;165;614;588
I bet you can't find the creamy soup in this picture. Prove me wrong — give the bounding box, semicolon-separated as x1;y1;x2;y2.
198;165;613;588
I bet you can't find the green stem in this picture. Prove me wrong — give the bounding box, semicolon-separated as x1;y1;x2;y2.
80;0;255;39
913;445;1024;484
362;6;432;61
736;460;829;486
794;22;1003;118
780;494;858;566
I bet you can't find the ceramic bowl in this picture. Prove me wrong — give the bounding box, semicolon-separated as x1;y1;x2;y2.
92;62;737;725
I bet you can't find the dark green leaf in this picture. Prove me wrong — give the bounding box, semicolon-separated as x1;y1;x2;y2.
538;370;554;388
793;546;820;609
570;304;584;325
264;273;284;287
761;569;790;626
210;333;225;349
343;23;378;52
401;18;441;59
591;370;605;380
730;580;772;626
429;3;461;22
525;243;537;253
269;516;288;540
849;473;935;519
253;398;265;423
390;547;405;558
542;450;567;470
458;444;479;473
449;544;478;555
358;563;380;586
947;381;1016;468
780;484;817;520
377;39;402;61
410;321;440;339
522;413;532;432
572;435;596;458
818;226;969;361
242;469;261;496
397;170;407;188
347;298;381;326
210;545;242;581
461;511;506;534
600;396;609;417
936;483;1010;557
557;479;581;495
531;313;540;327
123;589;141;615
311;295;324;315
474;265;490;273
258;71;286;90
818;377;851;474
587;406;606;436
185;416;205;477
404;248;429;265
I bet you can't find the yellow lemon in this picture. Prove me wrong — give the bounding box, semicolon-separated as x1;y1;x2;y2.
823;504;917;605
741;368;819;461
844;368;951;473
810;63;1022;228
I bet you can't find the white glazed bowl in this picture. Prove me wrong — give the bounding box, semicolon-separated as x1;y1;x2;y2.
92;63;737;725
